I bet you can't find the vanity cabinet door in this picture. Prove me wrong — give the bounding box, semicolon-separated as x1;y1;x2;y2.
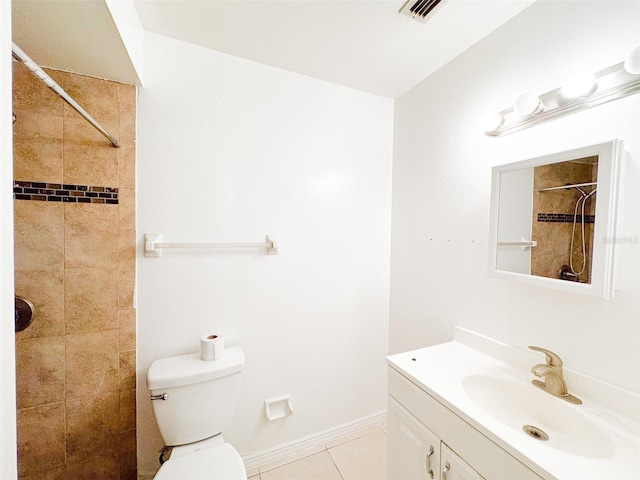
388;397;440;480
440;444;484;480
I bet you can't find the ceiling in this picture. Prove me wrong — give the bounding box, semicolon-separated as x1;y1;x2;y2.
12;0;140;86
12;0;534;99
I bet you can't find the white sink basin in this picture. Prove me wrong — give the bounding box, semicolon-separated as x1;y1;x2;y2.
387;329;640;480
462;372;615;458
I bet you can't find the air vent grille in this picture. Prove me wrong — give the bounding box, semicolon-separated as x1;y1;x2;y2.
399;0;447;23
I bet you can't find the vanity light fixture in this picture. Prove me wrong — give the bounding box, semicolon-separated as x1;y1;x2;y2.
514;92;544;116
483;45;640;136
561;70;597;98
624;46;640;74
479;111;504;132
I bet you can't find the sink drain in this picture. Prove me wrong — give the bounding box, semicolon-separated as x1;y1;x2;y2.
523;425;549;441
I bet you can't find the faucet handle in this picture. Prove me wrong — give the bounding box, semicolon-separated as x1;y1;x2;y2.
529;346;563;367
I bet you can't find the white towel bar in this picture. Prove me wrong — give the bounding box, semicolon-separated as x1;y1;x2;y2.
144;233;278;257
497;241;537;247
497;240;537;251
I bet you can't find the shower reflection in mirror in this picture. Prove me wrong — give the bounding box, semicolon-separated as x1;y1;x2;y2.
488;140;623;299
533;156;597;284
495;158;598;284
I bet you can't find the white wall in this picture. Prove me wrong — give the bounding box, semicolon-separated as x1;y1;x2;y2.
0;0;17;477
496;168;533;274
390;1;640;393
136;32;393;478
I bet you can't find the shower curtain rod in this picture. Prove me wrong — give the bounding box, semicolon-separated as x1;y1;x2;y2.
11;42;120;148
538;181;597;192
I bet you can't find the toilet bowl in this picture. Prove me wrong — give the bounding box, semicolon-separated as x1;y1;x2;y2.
147;347;246;479
154;435;246;480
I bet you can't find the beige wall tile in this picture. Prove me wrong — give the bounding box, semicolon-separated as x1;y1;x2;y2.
59;71;120;125
15;336;65;409
63;117;119;185
17;403;66;477
119;309;136;352
13;64;64;115
119;389;136;433
63;111;119;146
18;466;67;480
13;109;64;183
118;144;136;187
119;268;135;310
65;330;119;398
66;392;119;463
64;203;119;268
14;201;64;271
65;456;120;480
65;267;118;333
118;102;136;146
118;83;137;105
119;229;136;271
14;66;137;478
119;350;136;391
119;429;137;479
119;186;135;230
14;270;64;338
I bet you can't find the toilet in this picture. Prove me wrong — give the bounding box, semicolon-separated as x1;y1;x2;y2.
147;346;247;479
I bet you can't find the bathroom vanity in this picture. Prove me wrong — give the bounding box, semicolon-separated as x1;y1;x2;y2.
387;328;640;480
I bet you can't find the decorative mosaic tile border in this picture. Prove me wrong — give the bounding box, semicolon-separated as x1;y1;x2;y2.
14;181;118;204
538;213;595;223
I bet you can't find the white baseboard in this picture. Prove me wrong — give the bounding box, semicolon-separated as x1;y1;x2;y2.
241;410;387;475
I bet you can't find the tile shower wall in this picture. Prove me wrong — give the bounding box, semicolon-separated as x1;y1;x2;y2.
12;62;136;479
531;161;597;283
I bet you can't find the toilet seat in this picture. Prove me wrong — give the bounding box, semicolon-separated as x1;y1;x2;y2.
154;443;246;479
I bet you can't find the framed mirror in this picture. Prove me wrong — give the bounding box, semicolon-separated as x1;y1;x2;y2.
488;140;623;299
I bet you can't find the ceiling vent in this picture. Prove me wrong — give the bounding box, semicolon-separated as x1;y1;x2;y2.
398;0;448;23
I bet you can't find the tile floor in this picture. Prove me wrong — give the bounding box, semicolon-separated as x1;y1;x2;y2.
248;427;387;480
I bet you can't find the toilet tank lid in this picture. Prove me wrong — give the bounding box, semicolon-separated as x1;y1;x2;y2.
147;347;245;390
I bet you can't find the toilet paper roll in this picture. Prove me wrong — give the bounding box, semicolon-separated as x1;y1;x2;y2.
200;334;225;361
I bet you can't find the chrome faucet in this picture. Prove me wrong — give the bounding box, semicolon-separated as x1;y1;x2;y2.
529;346;582;404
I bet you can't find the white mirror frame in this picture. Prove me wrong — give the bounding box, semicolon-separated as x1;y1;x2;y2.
488;140;623;299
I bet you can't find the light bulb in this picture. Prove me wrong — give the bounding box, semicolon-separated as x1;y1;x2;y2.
624;46;640;74
514;92;544;117
562;70;597;98
479;111;504;132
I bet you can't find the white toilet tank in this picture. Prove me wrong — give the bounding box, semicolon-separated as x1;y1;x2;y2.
147;347;245;446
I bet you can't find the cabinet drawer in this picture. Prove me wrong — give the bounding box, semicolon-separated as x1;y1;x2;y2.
389;368;545;480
